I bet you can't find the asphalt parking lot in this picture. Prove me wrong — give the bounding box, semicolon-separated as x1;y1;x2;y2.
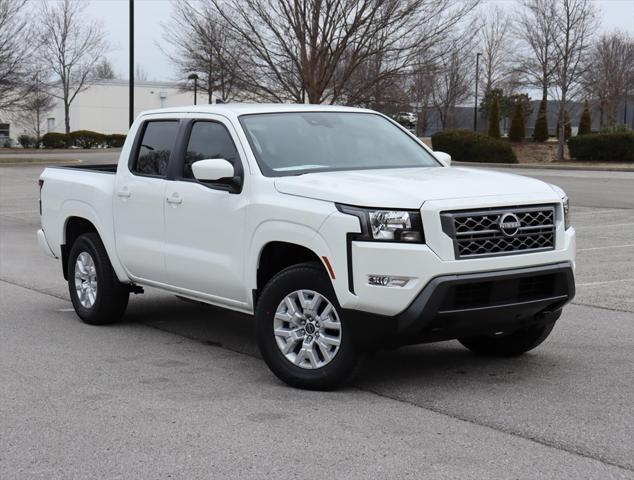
1;153;633;479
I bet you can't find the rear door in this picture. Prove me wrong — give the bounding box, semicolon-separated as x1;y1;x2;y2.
114;118;180;282
163;116;248;306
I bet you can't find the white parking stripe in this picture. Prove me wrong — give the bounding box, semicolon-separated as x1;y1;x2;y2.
577;278;634;287
578;244;634;252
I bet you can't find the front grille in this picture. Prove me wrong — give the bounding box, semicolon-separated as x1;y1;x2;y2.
441;205;556;259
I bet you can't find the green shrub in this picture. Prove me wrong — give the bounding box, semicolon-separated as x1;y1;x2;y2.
568;132;634;162
105;134;126;148
431;129;518;164
42;132;71;148
18;134;37;148
488;97;501;139
69;130;106;149
533;99;549;142
578;100;592;135
508;103;525;141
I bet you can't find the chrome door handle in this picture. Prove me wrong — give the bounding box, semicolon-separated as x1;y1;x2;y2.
117;188;131;198
166;194;182;205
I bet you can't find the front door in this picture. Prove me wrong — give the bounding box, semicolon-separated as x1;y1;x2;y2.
163;118;248;307
113;119;180;282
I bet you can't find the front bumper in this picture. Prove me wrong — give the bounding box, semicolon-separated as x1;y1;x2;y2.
345;262;575;344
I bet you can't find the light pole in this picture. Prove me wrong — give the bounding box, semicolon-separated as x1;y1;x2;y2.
474;52;482;132
188;73;199;105
129;0;134;127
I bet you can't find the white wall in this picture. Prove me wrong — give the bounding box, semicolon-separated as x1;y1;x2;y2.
43;80;210;135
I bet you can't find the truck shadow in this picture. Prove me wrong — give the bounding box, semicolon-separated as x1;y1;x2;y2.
122;290;564;390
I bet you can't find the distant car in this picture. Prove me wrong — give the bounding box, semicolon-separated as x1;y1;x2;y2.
0;137;21;148
38;104;576;390
396;112;417;126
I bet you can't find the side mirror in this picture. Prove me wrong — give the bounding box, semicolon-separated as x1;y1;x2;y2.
434;151;451;167
192;158;235;182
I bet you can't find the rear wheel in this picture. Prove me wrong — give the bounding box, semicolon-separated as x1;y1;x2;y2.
458;319;558;357
255;262;361;390
67;233;129;325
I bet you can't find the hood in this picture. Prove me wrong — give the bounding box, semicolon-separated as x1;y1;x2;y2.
274;167;557;208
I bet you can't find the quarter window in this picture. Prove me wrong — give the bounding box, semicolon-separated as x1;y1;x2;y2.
183;122;239;179
132;121;179;176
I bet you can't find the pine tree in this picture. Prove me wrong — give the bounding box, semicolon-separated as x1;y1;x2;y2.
533;99;549;142
508;103;526;141
488;96;501;139
578;100;592;135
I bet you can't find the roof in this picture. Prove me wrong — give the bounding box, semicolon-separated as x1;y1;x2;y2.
139;103;373;118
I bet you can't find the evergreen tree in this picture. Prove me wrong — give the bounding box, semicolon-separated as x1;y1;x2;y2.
578;100;592;135
509;103;526;141
488;96;501;139
533;99;549;142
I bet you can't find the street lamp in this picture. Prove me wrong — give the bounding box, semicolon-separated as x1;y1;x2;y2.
188;73;199;105
129;0;134;127
474;52;482;132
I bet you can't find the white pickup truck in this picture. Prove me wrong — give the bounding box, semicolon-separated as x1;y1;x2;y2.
38;104;576;389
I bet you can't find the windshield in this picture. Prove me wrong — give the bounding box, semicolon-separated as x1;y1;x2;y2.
239;112;440;176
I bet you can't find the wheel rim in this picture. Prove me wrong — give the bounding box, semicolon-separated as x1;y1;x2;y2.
273;289;342;370
74;251;97;308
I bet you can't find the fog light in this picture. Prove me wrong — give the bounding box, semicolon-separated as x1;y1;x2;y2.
368;275;410;287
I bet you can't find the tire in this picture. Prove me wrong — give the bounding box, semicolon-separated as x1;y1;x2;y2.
67;233;129;325
255;262;361;390
458;320;557;357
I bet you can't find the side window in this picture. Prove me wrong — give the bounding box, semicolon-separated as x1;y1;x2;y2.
183;121;240;179
132;121;179;176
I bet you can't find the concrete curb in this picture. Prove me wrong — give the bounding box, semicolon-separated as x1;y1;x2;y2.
453;161;634;172
0;159;82;167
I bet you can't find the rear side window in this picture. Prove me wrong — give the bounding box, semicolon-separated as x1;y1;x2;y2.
183;121;240;179
132;121;179;176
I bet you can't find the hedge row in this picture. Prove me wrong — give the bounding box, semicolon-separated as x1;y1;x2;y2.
431;129;518;164
568;132;634;162
41;131;126;149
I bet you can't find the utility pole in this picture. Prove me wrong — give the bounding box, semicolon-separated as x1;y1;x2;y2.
129;0;134;127
473;52;482;132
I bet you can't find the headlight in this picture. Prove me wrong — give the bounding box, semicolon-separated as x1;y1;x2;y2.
337;204;424;243
563;196;571;230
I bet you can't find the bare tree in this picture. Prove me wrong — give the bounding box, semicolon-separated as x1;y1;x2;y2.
204;0;478;104
95;58;116;80
38;0;107;133
431;36;475;128
135;64;148;82
582;32;634;127
479;6;514;93
0;0;32;111
162;0;242;103
13;72;56;145
514;0;559;104
551;0;597;160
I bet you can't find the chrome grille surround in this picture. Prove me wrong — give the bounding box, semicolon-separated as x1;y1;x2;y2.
440;205;556;259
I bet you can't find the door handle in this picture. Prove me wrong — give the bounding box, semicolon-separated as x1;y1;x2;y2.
117;188;131;198
166;193;182;205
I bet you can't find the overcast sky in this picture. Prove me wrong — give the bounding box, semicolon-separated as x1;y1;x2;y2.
70;0;634;82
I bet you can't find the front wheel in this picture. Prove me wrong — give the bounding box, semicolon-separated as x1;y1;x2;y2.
68;233;129;325
255;262;361;390
458;319;558;357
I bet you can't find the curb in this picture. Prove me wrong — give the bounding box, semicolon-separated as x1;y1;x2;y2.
0;159;82;167
453;161;634;172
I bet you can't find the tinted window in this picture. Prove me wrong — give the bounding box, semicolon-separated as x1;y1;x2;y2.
183;122;239;179
133;121;179;176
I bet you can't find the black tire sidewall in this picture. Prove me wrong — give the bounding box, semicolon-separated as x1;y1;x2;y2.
255;263;360;390
67;233;128;325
